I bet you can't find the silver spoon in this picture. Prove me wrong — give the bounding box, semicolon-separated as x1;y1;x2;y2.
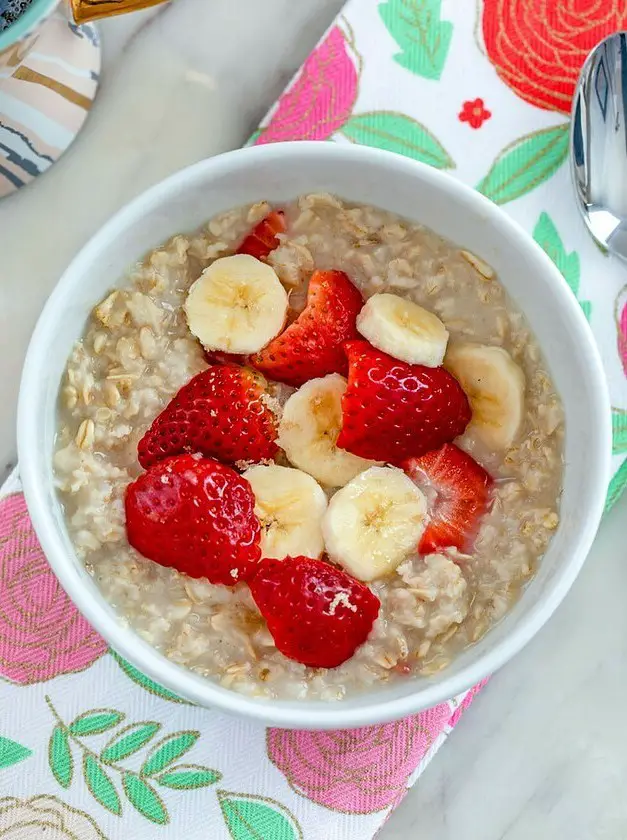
571;32;627;261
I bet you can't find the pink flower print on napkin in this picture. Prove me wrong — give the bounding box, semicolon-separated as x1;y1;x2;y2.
617;285;627;377
448;678;489;728
255;26;358;144
267;701;452;814
0;493;106;684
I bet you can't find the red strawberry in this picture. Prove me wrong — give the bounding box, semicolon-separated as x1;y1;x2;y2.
250;270;363;387
125;455;261;585
203;348;248;367
337;341;471;464
249;556;380;668
403;443;493;555
138;365;278;469
237;210;286;261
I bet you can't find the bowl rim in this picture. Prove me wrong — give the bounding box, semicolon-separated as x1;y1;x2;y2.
18;141;612;728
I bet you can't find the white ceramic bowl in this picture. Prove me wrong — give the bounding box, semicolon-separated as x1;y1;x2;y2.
18;142;611;729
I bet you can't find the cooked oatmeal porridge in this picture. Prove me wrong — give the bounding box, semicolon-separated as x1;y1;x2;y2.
54;193;564;701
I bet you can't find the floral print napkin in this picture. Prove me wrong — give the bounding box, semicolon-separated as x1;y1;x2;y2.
2;1;627;838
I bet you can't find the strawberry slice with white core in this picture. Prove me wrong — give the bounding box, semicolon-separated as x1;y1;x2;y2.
402;443;493;555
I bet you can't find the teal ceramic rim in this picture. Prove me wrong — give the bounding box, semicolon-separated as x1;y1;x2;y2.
0;0;60;54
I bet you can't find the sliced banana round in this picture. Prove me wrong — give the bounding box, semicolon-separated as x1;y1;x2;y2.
278;373;380;488
243;465;327;561
185;254;288;354
444;342;525;450
323;466;427;582
356;293;449;366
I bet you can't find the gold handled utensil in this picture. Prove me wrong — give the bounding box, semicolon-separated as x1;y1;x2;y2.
70;0;168;24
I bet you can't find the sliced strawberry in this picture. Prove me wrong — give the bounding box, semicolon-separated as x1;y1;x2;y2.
203;348;248;367
125;455;261;585
337;341;471;464
403;443;493;554
249;556;380;668
237;210;286;261
250;270;363;387
138;364;278;469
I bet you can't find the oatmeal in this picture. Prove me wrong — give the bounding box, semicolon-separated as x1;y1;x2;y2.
54;194;564;700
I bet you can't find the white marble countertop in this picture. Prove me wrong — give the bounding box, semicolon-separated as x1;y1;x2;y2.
1;2;626;837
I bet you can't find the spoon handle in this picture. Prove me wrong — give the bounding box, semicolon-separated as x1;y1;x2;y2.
70;0;169;23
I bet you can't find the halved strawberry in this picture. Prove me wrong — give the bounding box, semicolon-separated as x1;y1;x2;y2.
337;341;472;464
249;556;380;668
402;443;493;554
237;210;286;261
125;455;261;585
138;364;278;469
250;270;363;387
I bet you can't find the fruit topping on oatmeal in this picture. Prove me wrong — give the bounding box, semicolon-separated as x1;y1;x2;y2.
444;343;525;450
125;455;261;585
357;292;450;367
137;364;278;469
337;340;472;463
185;254;288;354
55;194;564;699
323;466;427;582
402;443;493;555
250;269;363;387
278;374;379;488
236;209;286;262
249;556;380;668
243;464;328;561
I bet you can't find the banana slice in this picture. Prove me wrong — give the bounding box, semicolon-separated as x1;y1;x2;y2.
243;465;327;560
278;373;379;488
185;254;288;354
356;293;449;366
444;343;525;450
323;466;427;581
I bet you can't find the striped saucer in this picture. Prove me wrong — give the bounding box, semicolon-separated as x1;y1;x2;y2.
0;11;100;198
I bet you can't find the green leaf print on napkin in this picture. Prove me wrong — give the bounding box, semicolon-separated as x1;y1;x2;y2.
84;753;122;815
100;722;161;763
341;111;454;168
45;696;221;826
218;790;303;840
110;650;192;704
157;764;222;790
476;124;569;205
49;727;73;788
606;459;627;513
612;408;627;454
122;774;168;824
379;0;453;80
69;710;124;737
141;732;200;776
0;735;32;769
532;212;592;320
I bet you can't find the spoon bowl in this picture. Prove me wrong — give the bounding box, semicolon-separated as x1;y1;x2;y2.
571;32;627;261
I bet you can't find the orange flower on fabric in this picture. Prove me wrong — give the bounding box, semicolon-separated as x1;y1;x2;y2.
458;98;491;129
483;0;627;115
